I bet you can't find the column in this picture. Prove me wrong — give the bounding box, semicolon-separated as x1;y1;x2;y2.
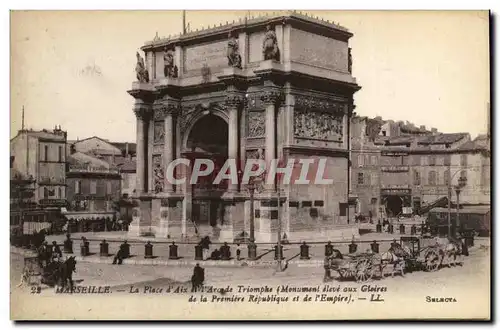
148;116;154;193
225;94;243;193
163;105;175;193
134;105;149;194
260;90;281;191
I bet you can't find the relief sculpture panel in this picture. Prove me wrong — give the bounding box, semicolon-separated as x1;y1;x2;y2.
294;109;343;142
247;111;265;137
153;154;164;193
154;121;165;144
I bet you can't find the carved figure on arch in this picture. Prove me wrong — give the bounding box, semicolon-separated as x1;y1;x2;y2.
135;52;149;83
226;32;242;69
153;155;164;193
163;47;178;78
262;25;280;62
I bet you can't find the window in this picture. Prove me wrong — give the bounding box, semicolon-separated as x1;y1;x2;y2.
75;181;81;194
371;198;377;204
428;171;437;185
460;154;468;167
444;156;451;166
44;145;48;161
381;131;387;136
421;156;428;166
58;146;63;162
414;170;421;185
357;173;364;185
365;173;372;185
90;180;97;195
40;187;44;199
358;155;364;167
371;155;377;166
444;170;450;185
339;203;348;217
429;155;436;166
106;182;112;195
460;170;467;180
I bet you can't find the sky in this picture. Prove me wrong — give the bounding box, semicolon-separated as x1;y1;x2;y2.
10;10;490;142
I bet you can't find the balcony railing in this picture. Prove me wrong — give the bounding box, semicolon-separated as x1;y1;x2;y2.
381;165;409;173
39;199;67;206
68;166;120;174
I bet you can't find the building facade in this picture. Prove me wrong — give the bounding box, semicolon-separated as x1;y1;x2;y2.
129;13;361;242
63;151;121;231
351;116;491;221
10;127;68;209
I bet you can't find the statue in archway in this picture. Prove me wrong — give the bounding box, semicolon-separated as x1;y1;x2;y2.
227;32;242;69
135;52;149;83
262;25;280;61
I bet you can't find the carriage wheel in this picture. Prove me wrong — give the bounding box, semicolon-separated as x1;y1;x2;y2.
424;249;440;272
355;258;374;283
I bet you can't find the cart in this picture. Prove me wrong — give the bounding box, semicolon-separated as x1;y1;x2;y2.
327;252;378;283
400;236;444;272
18;254;42;287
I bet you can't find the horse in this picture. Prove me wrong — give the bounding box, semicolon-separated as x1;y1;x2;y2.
380;243;411;277
54;256;77;293
435;236;463;267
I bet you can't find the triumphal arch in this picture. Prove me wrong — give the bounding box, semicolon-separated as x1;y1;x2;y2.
128;12;361;242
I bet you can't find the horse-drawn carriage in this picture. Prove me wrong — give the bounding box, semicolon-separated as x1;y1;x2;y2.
324;234;465;283
18;251;77;291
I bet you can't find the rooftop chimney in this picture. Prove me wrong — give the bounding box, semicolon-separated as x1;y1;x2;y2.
125;142;129;157
431;128;438;134
420;125;426;130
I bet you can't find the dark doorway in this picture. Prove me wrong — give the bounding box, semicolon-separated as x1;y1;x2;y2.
385;195;403;217
186;114;228;227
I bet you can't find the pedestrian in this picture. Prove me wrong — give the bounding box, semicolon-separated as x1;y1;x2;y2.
51;241;62;262
191;263;205;292
112;241;129;265
236;244;241;261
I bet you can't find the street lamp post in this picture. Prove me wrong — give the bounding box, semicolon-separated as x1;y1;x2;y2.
276;187;282;272
454;176;467;237
247;178;257;260
447;169;468;238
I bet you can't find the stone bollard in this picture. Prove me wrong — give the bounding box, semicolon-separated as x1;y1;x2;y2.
195;244;204;261
300;242;310;260
221;242;231;260
370;240;379;253
274;245;284;260
376;222;382;233
99;239;109;257
348;240;357;254
63;235;73;254
400;224;405;234
411;224;417;235
325;241;333;257
144;241;153;259
80;237;89;257
169;242;179;260
248;242;257;260
121;241;130;258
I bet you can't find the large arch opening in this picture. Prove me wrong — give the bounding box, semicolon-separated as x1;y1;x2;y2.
185;114;228;227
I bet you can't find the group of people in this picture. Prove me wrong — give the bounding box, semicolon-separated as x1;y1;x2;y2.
37;241;63;268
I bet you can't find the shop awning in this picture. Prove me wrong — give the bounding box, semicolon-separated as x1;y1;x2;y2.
62;212;116;221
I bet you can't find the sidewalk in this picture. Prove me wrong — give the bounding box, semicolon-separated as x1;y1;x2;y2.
13;230;489;268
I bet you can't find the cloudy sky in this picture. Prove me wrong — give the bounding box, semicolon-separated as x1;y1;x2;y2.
10;10;489;142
